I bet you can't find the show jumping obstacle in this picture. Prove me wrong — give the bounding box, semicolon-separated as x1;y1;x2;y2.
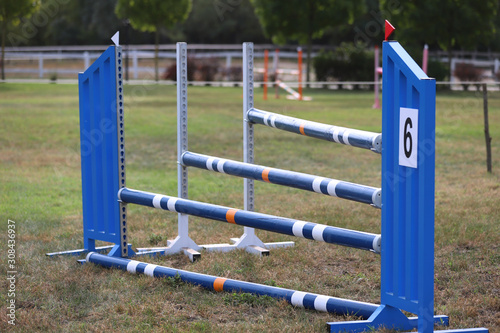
48;33;488;332
261;46;311;101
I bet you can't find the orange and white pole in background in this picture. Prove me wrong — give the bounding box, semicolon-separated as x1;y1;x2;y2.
297;47;303;101
373;45;381;109
274;49;280;99
263;49;268;100
422;44;428;74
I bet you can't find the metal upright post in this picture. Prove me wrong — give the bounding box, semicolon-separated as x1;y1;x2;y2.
161;42;201;261
177;42;189;239
230;42;267;254
243;42;255;214
113;45;129;258
232;43;294;255
234;42;266;253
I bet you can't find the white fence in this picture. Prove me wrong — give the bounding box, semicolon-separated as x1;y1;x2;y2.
3;44;500;84
2;44;315;80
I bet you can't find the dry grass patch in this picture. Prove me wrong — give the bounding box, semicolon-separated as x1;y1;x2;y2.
0;84;498;332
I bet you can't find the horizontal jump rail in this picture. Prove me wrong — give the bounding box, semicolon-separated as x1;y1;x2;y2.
86;252;379;318
181;151;381;208
247;108;382;153
118;188;381;253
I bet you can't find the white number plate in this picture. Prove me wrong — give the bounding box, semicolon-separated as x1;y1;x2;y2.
399;107;418;168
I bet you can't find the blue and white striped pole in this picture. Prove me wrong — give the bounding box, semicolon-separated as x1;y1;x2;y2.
247;108;382;153
86;252;379;318
181;151;381;208
118;188;381;253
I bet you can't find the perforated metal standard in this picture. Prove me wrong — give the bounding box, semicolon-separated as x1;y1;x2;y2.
177;43;189;200
243;42;255;212
174;42;195;246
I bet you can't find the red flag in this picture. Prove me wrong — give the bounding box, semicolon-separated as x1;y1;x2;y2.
385;20;395;40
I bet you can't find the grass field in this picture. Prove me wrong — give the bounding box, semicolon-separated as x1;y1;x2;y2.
0;83;499;332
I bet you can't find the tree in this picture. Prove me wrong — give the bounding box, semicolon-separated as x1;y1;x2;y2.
115;0;192;81
250;0;364;83
182;0;268;44
44;0;124;46
380;0;498;69
0;0;37;80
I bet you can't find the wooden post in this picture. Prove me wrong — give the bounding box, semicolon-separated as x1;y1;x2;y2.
483;84;492;173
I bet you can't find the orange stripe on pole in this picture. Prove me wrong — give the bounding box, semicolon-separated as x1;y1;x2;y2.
226;209;238;224
264;49;268;100
299;123;306;135
262;168;271;182
275;49;280;99
213;278;227;292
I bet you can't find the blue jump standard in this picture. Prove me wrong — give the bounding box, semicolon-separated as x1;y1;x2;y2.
181;151;382;208
247;108;382;153
118;187;381;253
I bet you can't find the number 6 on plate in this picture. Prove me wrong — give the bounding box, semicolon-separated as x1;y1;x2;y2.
399;107;418;168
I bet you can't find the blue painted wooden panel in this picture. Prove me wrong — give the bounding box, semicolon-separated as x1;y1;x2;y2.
78;46;121;251
381;41;436;331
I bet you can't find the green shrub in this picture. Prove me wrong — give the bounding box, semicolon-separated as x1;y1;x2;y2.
427;59;449;82
313;50;336;82
313;42;374;89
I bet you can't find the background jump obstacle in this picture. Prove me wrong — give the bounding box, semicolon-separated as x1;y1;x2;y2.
260;46;311;101
276;80;312;101
50;37;488;333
